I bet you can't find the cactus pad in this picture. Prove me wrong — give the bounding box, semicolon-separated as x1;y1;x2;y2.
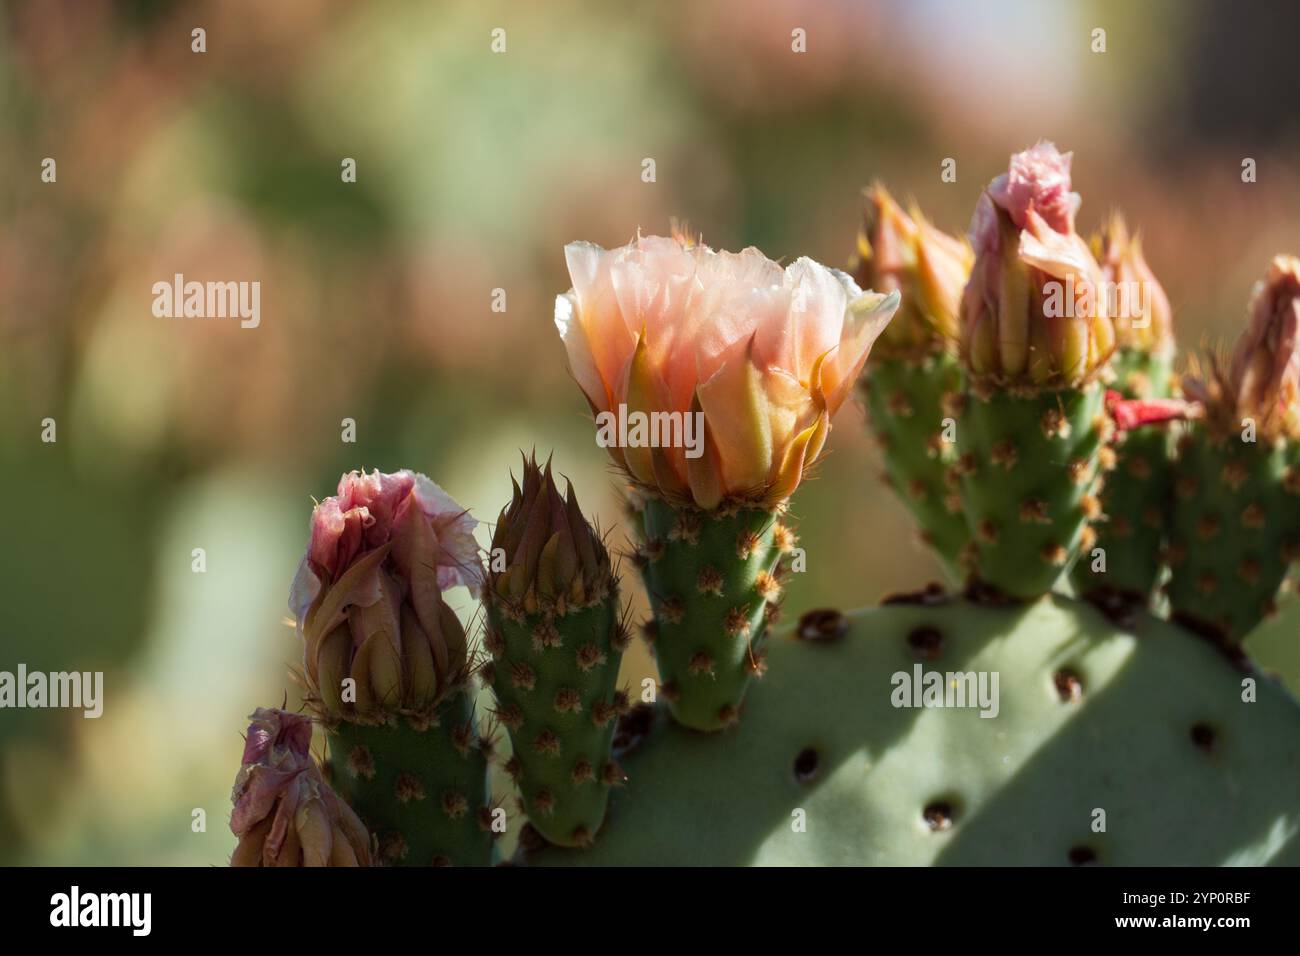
529;593;1300;865
956;382;1108;598
862;354;968;575
325;693;493;866
633;496;787;732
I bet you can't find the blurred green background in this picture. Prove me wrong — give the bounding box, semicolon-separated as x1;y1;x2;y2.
2;0;1299;864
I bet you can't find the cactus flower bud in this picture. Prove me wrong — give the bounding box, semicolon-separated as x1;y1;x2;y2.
1227;255;1300;439
960;142;1114;388
489;454;613;616
1093;212;1173;358
230;708;372;866
290;469;482;720
555;232;899;509
484;455;625;846
853;183;973;359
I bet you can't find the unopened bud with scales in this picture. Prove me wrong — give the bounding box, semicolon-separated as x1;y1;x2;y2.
483;455;628;847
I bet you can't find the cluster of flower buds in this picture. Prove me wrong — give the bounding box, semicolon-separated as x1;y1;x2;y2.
290;469;483;720
230;708;372;866
960;142;1115;388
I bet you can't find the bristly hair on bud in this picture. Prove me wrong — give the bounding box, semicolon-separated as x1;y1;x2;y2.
489;453;614;617
960;142;1116;389
1186;255;1300;441
852;182;973;361
1092;212;1173;357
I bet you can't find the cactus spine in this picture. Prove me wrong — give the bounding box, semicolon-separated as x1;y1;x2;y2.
484;456;629;847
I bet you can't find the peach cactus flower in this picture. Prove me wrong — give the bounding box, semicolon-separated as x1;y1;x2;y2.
555;233;899;509
961;142;1114;387
230;708;372;866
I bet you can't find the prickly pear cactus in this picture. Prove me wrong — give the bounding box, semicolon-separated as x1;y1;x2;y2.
853;185;973;575
483;456;630;847
1168;256;1300;644
325;696;491;866
529;594;1300;865
956;384;1108;598
1069;216;1178;606
1165;429;1300;645
632;496;789;731
863;356;966;574
1069;354;1172;604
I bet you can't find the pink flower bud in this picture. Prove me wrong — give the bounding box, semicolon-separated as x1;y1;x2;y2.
230;708;372;866
290;470;480;718
1228;255;1300;437
961;142;1114;387
555;232;899;508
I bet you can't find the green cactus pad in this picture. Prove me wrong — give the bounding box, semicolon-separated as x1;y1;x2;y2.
956;381;1107;599
1165;428;1300;645
325;691;492;866
1070;349;1174;604
529;594;1300;865
862;353;967;577
486;596;626;847
635;497;784;732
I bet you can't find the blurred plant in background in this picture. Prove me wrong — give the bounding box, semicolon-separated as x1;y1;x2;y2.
3;0;1300;864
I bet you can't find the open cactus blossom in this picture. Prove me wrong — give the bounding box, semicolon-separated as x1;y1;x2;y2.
290;469;482;720
230;708;372;867
556;233;899;509
555;233;898;731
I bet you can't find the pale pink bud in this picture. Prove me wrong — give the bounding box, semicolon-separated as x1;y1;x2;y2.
229;708;371;867
1228;255;1300;438
290;470;479;718
961;142;1114;387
